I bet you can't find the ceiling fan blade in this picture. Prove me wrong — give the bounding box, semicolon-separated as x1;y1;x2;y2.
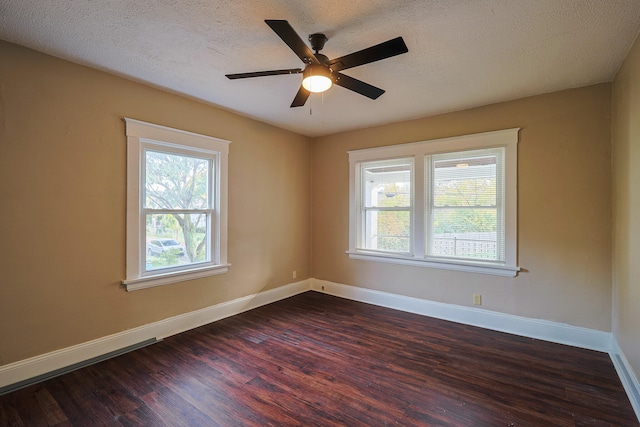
334;73;385;100
265;20;320;65
290;86;311;107
226;68;302;79
327;37;408;72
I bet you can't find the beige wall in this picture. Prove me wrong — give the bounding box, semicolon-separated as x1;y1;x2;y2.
312;84;613;331
0;41;312;365
612;33;640;379
0;38;623;371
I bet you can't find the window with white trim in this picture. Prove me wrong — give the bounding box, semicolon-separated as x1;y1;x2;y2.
348;129;519;277
361;158;413;253
123;119;230;291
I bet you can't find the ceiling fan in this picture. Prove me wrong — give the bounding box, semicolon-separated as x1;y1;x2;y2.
225;20;408;107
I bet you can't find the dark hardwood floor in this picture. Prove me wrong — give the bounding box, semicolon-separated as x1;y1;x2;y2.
0;291;637;426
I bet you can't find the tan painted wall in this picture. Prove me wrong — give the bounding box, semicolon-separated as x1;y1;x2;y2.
0;38;620;369
312;84;612;331
0;41;312;365
612;33;640;378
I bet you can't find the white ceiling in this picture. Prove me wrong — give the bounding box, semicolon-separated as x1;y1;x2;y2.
2;0;640;137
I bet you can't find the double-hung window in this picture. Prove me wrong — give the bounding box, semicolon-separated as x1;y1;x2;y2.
428;148;504;261
348;129;519;276
361;158;413;254
123;119;230;291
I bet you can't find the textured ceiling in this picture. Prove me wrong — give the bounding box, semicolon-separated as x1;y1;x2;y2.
2;0;640;137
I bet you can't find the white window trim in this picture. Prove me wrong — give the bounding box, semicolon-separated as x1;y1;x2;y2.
122;118;231;291
348;128;520;277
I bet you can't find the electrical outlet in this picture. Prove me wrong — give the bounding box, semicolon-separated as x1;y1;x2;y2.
293;270;297;279
473;294;482;305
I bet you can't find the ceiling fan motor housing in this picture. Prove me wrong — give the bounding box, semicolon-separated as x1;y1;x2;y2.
309;33;328;53
314;53;330;65
225;20;408;107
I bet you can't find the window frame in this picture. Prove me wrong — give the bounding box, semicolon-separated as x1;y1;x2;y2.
123;118;231;291
426;147;505;262
348;128;519;277
359;157;414;255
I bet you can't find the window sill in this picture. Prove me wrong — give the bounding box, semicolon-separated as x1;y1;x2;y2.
122;264;231;291
346;251;519;277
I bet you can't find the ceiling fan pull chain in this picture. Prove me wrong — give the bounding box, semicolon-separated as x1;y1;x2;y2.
322;91;326;127
225;20;407;109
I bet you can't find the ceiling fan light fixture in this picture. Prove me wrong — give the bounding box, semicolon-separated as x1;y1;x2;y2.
302;64;333;93
226;20;408;107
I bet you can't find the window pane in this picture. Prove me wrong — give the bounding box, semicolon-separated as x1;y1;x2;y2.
428;148;504;262
365;209;411;253
363;159;412;208
433;154;496;207
145;213;209;271
431;208;498;259
145;150;210;209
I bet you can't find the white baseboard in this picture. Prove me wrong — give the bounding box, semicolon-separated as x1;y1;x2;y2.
312;279;639;422
4;276;638;423
611;338;640;420
0;279;311;391
311;279;612;352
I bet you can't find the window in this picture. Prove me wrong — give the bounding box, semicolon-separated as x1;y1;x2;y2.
348;129;519;277
428;148;504;261
361;158;413;253
123;119;230;291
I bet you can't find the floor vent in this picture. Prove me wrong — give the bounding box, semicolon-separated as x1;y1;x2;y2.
0;338;159;396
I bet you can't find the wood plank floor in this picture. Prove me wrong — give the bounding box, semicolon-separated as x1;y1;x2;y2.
0;291;637;426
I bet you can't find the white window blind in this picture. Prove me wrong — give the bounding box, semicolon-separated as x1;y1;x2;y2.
427;148;505;262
